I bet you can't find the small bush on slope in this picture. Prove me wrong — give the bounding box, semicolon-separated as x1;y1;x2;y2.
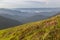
0;15;60;40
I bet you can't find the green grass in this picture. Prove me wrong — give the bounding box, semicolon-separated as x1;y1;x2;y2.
0;15;60;40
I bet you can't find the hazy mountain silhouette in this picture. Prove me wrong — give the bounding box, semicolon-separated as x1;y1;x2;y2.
0;16;22;29
0;8;60;24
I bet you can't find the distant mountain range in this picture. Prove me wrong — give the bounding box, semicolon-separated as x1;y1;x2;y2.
0;8;60;24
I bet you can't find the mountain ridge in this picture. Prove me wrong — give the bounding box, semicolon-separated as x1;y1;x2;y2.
0;16;22;29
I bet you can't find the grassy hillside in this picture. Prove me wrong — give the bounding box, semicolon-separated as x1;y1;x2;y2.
0;16;22;29
0;15;60;40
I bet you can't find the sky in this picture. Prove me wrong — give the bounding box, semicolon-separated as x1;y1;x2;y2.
0;0;60;8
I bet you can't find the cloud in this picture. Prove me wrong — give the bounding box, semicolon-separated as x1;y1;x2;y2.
0;0;60;8
31;0;47;2
0;0;47;8
25;1;47;4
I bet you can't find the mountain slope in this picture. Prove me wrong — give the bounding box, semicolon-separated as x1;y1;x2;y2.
0;16;22;29
0;15;60;40
21;15;47;23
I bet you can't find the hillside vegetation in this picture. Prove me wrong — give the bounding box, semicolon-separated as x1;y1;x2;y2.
0;15;60;40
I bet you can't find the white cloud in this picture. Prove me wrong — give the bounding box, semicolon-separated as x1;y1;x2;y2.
32;0;48;2
0;0;60;8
